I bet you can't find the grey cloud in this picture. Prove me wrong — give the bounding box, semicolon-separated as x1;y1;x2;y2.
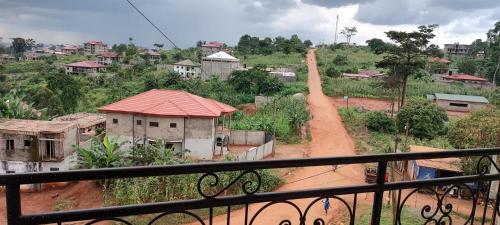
238;0;298;22
302;0;375;8
429;0;500;11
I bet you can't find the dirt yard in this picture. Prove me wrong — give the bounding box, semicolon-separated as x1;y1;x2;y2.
0;181;104;224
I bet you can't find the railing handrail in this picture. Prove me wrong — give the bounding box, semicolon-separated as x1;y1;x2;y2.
0;147;498;185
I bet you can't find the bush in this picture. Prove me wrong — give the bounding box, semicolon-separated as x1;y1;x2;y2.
325;66;341;78
396;98;448;139
365;111;395;133
448;109;500;149
333;54;348;66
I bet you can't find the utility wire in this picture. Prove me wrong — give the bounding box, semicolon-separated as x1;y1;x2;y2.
286;165;346;184
125;0;179;49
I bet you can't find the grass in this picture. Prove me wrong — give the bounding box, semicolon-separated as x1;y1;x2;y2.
237;52;304;67
316;46;383;73
53;197;78;211
338;108;453;155
339;204;425;225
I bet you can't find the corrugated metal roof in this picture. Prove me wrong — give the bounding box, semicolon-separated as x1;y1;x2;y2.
205;51;239;61
409;145;461;173
65;61;106;68
434;93;489;104
98;89;236;118
443;74;487;82
174;59;199;66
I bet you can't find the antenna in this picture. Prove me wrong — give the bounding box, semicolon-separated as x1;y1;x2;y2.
334;14;339;44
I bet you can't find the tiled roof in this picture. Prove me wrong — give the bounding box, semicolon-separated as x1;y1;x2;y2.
85;40;105;45
444;74;487;82
65;61;106;68
98;89;237;118
174;59;199;66
429;57;451;64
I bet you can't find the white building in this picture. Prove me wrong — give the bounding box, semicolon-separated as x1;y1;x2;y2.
173;59;200;78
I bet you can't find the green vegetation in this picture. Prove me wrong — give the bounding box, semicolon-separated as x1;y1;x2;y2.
0;90;43;119
235;34;311;55
231;96;309;144
237;52;303;67
365;111;395;133
316;46;382;74
322;77;500;105
396;98;448;139
338;108;452;154
340;204;425;225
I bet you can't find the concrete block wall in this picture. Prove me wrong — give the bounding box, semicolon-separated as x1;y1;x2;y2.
236;140;274;161
255;96;276;109
229;130;266;145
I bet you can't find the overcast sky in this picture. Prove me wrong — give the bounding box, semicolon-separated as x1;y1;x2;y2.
0;0;499;49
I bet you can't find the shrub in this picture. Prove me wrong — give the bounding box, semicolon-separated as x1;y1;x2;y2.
333;54;348;66
448;109;500;149
365;111;395;133
325;66;341;78
396;98;448;139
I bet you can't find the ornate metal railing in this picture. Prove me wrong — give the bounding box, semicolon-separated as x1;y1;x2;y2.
0;148;499;225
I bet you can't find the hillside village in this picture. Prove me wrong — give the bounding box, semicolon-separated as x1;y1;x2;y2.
0;3;499;225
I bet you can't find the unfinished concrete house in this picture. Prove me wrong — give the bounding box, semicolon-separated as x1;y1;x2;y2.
0;119;79;174
201;51;241;81
427;93;489;112
98;89;237;160
53;113;106;141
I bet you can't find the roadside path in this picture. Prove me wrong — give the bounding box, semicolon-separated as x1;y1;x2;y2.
208;49;364;225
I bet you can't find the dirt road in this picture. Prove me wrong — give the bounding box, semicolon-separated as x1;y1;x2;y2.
208;49;364;225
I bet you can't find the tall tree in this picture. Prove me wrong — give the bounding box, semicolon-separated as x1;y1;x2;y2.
46;71;82;114
377;24;438;107
486;21;500;85
340;26;357;45
10;37;35;59
426;44;444;58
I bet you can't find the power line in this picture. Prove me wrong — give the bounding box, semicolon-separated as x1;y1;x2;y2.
125;0;179;49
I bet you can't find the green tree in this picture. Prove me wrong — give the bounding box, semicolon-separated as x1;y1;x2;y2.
395;98;448;139
258;76;284;96
340;26;357;45
366;38;389;54
325;66;341;78
46;71;82;114
377;24;438;107
11;38;35;59
457;57;478;74
486;21;500;84
426;44;444;58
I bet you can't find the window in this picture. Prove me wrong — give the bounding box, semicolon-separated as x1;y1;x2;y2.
6;170;15;174
24;140;31;147
6;140;14;150
449;103;468;108
112;118;118;124
165;143;174;149
170;123;177;128
46;141;56;158
149;122;159;127
148;140;156;145
50;168;59;171
136;120;142;125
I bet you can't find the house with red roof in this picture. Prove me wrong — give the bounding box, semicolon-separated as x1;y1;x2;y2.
96;51;123;65
98;89;237;160
65;61;106;75
201;41;225;57
84;40;108;55
443;73;488;86
61;45;79;55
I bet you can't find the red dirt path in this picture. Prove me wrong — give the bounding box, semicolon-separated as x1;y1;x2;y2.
204;49;364;225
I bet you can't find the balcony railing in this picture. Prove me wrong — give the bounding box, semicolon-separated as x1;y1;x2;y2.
0;148;499;225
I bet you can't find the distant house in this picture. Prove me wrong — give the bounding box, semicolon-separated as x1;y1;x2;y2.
342;70;384;79
98;89;237;160
201;41;224;57
408;145;461;180
427;57;451;74
61;45;78;55
84;40;108;55
146;50;161;63
269;71;296;82
427;93;489;112
65;61;106;75
0;119;79;175
0;54;17;64
96;51;122;65
173;59;201;78
444;43;470;56
201;51;241;81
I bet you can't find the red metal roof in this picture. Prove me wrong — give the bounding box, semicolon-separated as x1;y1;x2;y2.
98;51;119;58
444;74;487;82
98;89;237;118
202;41;224;48
65;61;106;68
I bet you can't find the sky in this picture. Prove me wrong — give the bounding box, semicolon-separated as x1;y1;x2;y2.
0;0;499;49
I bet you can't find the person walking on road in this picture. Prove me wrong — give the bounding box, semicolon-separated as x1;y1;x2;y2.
322;198;330;215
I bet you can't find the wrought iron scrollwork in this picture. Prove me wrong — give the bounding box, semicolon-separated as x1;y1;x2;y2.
148;211;206;225
397;185;476;225
476;155;500;175
197;170;261;198
85;218;133;225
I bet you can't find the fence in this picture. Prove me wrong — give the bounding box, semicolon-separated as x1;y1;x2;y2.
229;130;266;145
0;148;498;225
235;139;274;161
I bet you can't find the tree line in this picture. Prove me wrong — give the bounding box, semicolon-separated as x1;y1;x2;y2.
236;34;312;55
